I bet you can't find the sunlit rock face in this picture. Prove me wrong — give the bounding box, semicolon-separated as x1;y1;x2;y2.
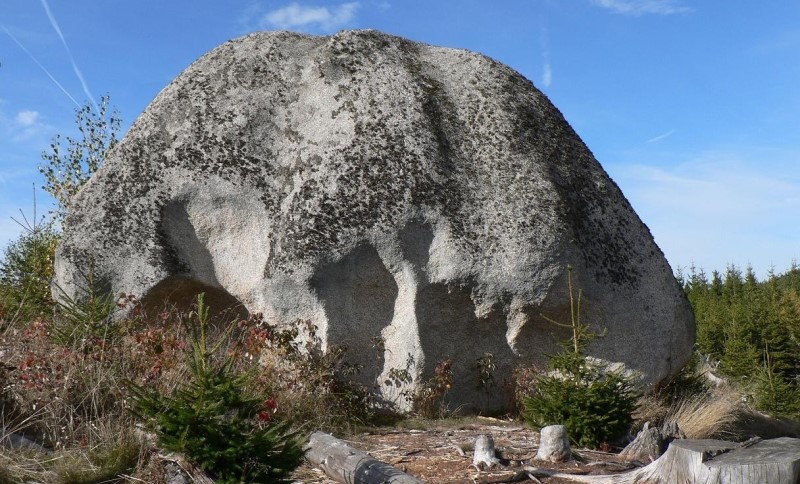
54;30;694;411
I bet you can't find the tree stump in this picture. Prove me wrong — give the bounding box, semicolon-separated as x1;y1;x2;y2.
306;431;424;484
619;422;663;463
536;425;571;462
473;434;500;469
543;437;800;483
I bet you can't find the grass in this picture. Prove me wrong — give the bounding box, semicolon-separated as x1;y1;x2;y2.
663;386;743;439
0;291;384;482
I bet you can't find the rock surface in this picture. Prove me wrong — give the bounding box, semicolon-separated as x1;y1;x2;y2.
54;29;694;410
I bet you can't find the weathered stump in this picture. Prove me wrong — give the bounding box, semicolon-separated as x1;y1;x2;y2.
306;431;423;484
536;425;571;462
473;434;500;469
544;437;800;483
619;422;663;463
158;453;214;484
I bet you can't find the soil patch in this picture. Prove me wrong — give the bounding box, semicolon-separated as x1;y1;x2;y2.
292;418;640;483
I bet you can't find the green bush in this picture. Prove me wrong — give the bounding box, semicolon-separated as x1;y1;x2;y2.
0;221;58;322
522;267;640;448
523;354;640;448
128;294;305;483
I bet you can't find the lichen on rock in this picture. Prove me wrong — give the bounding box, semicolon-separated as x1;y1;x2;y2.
54;29;695;412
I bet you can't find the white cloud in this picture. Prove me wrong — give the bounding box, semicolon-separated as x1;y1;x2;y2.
591;0;691;16
262;2;360;32
11;110;49;142
15;110;40;127
0;106;51;143
542;63;553;88
607;152;800;277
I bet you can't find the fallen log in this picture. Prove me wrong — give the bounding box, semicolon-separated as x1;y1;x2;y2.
305;431;424;484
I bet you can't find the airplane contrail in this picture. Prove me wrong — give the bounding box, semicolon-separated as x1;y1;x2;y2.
1;24;81;108
40;0;99;113
647;129;676;144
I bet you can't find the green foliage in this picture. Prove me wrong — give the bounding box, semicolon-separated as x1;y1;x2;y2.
0;213;58;322
39;95;121;221
522;267;640;448
683;263;800;419
523;362;640;448
128;294;305;483
50;263;120;346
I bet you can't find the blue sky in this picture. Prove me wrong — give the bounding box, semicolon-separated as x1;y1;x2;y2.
1;0;799;278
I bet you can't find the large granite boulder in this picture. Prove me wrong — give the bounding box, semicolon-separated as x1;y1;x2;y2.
54;30;694;411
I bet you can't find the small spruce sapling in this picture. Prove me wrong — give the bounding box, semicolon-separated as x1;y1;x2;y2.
522;266;640;449
128;294;305;483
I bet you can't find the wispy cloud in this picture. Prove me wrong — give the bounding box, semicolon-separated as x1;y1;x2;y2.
542;64;553;88
39;0;98;112
646;129;675;143
539;25;552;88
0;106;51;143
260;2;360;32
15;110;40;127
1;24;81;108
609;151;800;276
6;110;52;143
591;0;691;16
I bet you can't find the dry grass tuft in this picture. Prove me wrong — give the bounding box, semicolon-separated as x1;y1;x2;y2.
664;385;744;439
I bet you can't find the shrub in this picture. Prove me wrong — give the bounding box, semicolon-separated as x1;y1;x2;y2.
523;359;640;448
128;294;305;483
240;316;375;433
0;220;58;323
663;386;742;440
522;267;640;448
411;358;454;419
